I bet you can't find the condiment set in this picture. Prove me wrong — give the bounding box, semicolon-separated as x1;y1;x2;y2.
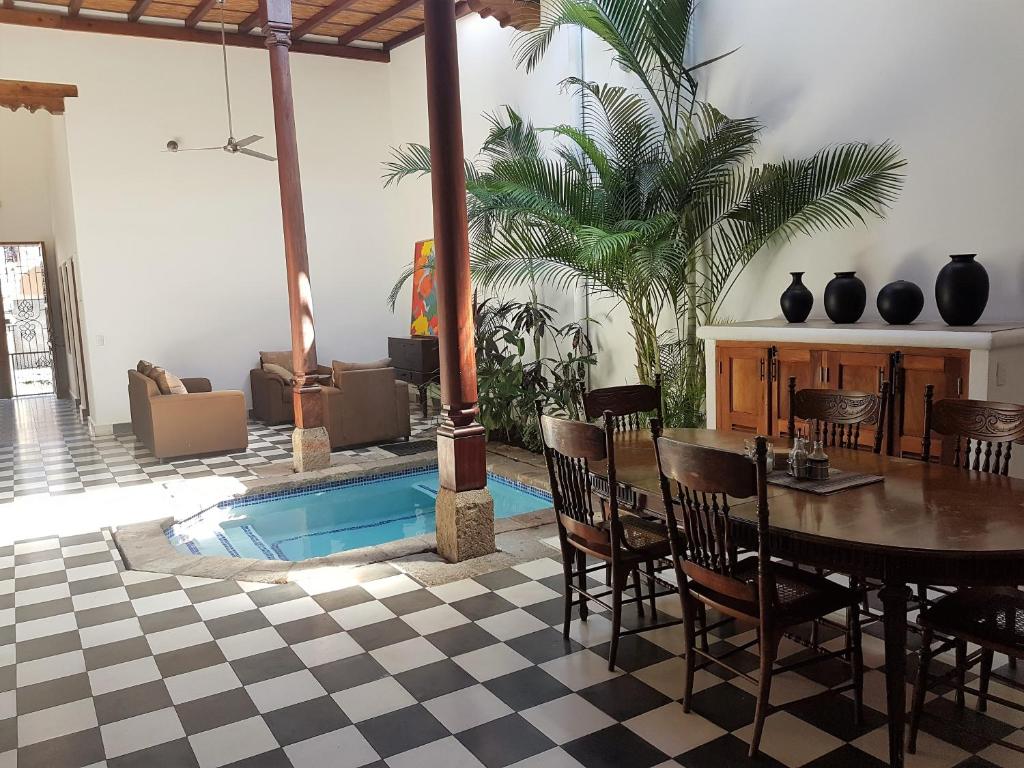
788;432;830;480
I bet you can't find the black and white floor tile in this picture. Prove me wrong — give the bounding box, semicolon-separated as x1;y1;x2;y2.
1;535;1021;768
0;397;437;504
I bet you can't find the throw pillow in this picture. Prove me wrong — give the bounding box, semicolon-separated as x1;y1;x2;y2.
263;363;294;383
153;369;188;395
260;351;293;373
137;360;154;375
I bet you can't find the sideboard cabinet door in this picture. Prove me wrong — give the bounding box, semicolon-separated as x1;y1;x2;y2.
897;352;967;457
717;346;771;434
771;346;824;437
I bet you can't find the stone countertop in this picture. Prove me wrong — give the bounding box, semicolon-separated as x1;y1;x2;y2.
697;318;1024;350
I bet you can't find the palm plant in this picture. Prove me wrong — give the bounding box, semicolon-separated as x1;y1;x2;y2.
385;0;905;426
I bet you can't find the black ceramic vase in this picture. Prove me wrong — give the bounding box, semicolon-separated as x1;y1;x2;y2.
780;272;813;323
935;254;989;326
876;280;924;325
824;271;866;324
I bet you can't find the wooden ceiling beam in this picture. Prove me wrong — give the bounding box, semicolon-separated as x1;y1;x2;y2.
336;0;419;46
293;0;359;39
0;79;78;115
237;8;262;33
385;0;468;51
0;8;389;61
185;0;218;28
127;0;154;23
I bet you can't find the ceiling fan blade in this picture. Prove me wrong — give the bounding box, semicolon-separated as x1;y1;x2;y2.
238;147;277;162
169;146;225;152
233;135;263;149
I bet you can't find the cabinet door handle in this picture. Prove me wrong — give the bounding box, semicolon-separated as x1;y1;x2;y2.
759;359;765;380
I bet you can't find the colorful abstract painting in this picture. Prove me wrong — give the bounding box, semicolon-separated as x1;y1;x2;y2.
410;239;438;336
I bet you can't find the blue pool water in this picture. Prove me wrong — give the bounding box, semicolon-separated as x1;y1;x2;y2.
166;468;552;561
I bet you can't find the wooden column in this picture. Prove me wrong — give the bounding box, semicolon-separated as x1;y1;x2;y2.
423;0;485;492
264;0;329;468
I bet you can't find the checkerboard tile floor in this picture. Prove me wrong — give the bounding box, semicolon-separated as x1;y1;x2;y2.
3;535;1021;768
0;397;436;504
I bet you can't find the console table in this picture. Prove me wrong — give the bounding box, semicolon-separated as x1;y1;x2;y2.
388;336;440;418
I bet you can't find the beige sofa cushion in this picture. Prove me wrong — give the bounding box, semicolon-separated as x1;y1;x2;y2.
263;363;294;383
260;351;293;373
152;368;188;395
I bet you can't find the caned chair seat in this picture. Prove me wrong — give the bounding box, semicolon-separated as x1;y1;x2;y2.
616;515;671;554
731;559;863;622
918;588;1024;651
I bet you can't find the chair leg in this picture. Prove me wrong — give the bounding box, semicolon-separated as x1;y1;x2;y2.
850;599;864;726
978;649;994;713
561;547;573;640
1009;656;1018;670
645;559;656;613
681;597;697;713
608;566;624;672
908;628;933;755
749;629;779;759
576;551;589;623
632;566;644;617
955;640;967;709
697;603;710;651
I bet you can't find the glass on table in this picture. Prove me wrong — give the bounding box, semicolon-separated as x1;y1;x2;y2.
743;438;775;472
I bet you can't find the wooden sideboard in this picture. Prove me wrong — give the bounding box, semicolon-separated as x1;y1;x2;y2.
700;320;1024;463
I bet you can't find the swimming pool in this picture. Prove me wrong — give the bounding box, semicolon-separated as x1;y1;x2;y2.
166;468;552;561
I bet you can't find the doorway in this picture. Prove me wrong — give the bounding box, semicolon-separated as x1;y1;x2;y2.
0;243;55;397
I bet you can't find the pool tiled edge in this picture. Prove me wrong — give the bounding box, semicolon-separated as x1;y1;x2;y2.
113;447;556;585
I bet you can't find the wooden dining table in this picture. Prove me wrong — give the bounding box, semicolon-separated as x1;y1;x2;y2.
603;428;1024;768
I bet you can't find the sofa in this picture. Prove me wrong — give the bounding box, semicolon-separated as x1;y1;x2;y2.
250;351;411;448
128;368;248;459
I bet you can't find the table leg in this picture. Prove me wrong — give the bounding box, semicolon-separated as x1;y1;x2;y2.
879;581;911;768
419;382;429;418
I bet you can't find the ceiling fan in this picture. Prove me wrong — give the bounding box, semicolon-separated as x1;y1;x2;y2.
165;0;276;162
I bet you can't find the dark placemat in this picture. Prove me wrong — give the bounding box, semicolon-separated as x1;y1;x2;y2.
767;468;883;495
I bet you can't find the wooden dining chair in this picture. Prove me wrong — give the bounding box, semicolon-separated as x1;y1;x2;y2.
580;375;663;517
788;376;890;454
911;387;1024;684
653;425;865;759
922;385;1024;474
535;402;683;671
909;588;1024;757
581;374;663;429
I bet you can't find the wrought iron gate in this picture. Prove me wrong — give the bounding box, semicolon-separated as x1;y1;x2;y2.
1;244;55;397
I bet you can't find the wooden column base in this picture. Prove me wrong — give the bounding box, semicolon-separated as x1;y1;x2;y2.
436;422;486;491
293;383;324;430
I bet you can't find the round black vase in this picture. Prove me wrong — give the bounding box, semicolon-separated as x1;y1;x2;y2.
824;271;866;324
935;254;989;326
780;272;813;323
876;280;924;325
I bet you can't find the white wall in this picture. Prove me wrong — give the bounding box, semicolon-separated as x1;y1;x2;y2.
696;0;1024;324
0;25;408;428
48;115;87;404
0;108;70;396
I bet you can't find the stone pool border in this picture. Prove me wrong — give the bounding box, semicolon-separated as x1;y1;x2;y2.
113;448;555;585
